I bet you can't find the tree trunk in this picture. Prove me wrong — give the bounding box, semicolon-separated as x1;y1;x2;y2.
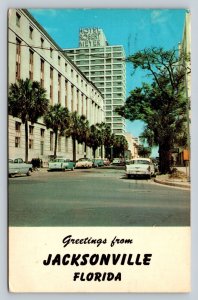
72;137;76;162
25;120;28;163
159;144;171;174
54;131;58;158
84;143;87;158
101;145;103;159
93;148;96;159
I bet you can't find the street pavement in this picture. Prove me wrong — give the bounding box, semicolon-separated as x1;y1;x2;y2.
8;168;190;227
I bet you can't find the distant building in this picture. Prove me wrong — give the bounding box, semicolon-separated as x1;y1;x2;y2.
124;133;139;159
178;10;191;166
64;28;126;136
8;9;104;163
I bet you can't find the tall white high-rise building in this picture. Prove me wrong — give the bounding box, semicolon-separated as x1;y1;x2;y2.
64;28;126;136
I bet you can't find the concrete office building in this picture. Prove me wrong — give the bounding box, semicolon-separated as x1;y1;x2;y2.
8;9;104;164
64;28;126;136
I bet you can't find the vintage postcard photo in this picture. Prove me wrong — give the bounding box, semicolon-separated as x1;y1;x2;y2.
8;8;191;292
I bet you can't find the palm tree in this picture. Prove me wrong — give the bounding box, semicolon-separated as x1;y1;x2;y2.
44;104;70;158
96;122;112;158
8;78;49;162
87;124;101;159
67;111;90;162
77;117;90;158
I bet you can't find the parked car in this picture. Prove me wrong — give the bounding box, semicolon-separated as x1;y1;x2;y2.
9;158;33;177
48;158;75;171
75;158;93;168
126;158;155;179
92;158;104;167
103;158;111;166
111;158;121;165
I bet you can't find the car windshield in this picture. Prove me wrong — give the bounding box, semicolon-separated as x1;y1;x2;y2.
79;158;88;161
53;159;64;162
130;160;150;165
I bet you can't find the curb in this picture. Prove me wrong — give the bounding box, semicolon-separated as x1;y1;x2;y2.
154;178;190;189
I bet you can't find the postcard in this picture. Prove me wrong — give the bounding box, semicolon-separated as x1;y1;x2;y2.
8;8;191;292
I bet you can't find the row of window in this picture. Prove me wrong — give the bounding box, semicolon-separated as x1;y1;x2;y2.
15;125;86;155
16;39;102;112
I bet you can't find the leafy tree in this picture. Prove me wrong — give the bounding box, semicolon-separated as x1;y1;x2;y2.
116;48;189;173
113;135;128;158
44;104;70;158
137;145;151;158
8;78;49;162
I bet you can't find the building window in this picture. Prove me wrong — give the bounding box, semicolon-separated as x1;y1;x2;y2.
29;26;33;39
71;69;73;78
40;59;44;88
15;137;20;148
50;67;53;104
29;50;34;80
41;37;44;48
15;121;21;132
29;125;34;135
76;74;79;83
16;38;21;81
29;139;34;149
50;132;53;151
65;63;67;72
65;80;68;107
40;128;45;138
58;56;61;66
71;85;74;111
50;48;53;58
16;12;21;27
40;141;44;156
58;74;61;104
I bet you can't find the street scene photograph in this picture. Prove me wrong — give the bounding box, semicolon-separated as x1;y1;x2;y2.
8;8;191;227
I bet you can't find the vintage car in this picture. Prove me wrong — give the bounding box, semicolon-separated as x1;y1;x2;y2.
103;158;111;166
9;158;33;177
92;158;104;167
126;158;155;179
75;158;93;168
48;158;75;171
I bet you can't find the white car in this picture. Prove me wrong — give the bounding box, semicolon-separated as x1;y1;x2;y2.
126;158;155;179
48;158;75;171
75;158;93;168
9;158;32;177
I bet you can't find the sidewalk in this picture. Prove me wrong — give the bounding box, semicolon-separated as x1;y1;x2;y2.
154;167;191;189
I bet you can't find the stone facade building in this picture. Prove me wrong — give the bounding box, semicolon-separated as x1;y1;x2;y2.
8;9;104;164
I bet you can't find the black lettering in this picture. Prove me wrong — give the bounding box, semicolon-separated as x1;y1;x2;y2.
62;254;70;265
52;254;61;265
73;272;80;281
80;254;89;265
43;254;52;265
90;254;99;265
115;272;122;281
71;254;81;266
62;235;72;247
143;254;152;265
135;254;142;265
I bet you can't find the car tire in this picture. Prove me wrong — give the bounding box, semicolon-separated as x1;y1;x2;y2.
26;170;31;176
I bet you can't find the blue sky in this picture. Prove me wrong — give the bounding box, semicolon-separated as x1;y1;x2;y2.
29;8;186;156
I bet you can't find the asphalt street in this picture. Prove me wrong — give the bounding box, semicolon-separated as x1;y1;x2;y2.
8;168;190;227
